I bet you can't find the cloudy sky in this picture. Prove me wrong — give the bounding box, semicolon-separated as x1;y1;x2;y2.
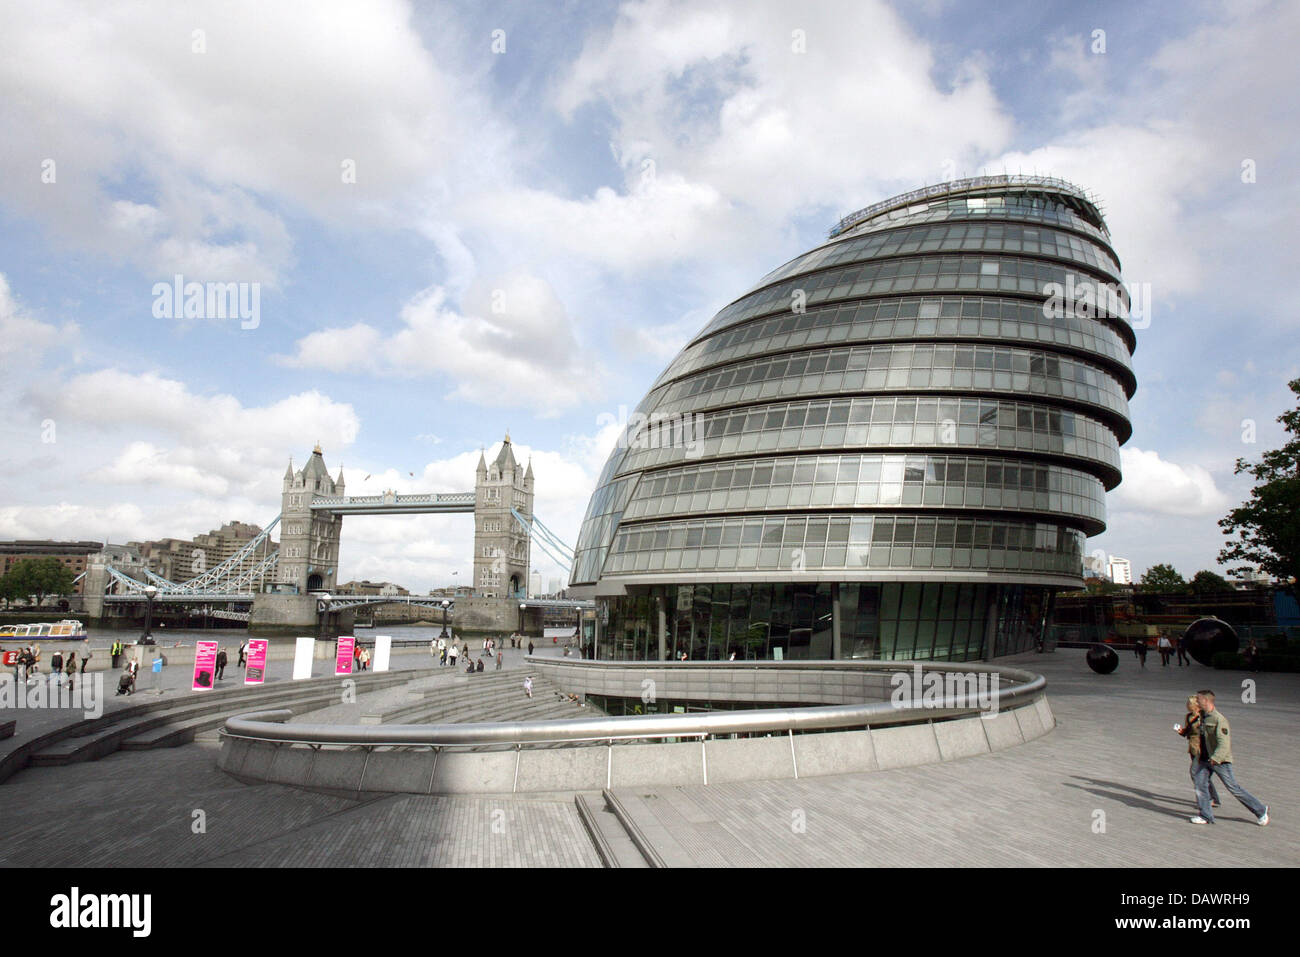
0;0;1296;591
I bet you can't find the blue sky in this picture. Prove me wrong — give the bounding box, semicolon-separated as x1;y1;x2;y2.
0;0;1296;592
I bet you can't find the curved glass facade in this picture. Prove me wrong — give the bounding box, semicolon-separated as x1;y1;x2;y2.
574;176;1135;661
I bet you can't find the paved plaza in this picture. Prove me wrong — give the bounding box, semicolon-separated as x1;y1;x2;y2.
0;648;1296;867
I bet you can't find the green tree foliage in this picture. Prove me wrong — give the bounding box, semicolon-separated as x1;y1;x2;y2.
1189;569;1233;594
1138;563;1188;594
0;558;77;607
1084;577;1122;595
1220;377;1300;591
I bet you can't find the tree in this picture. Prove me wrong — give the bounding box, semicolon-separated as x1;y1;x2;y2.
0;572;24;609
1220;377;1300;592
1189;569;1233;594
1;558;76;607
1138;563;1188;594
1084;577;1122;595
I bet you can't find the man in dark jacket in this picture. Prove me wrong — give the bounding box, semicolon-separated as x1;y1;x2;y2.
214;647;228;681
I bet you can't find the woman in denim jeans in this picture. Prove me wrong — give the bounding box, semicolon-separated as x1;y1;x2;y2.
1177;695;1219;809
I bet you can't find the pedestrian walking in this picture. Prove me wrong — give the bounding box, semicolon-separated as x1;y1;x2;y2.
448;642;458;667
1176;633;1191;666
80;647;91;674
353;643;362;670
1157;634;1173;666
527;640;534;656
439;638;448;666
215;647;228;681
65;652;77;691
1189;690;1269;826
523;676;533;698
1243;639;1261;672
496;651;503;671
238;641;248;669
1176;694;1220;810
51;650;64;686
360;647;370;671
1134;638;1148;668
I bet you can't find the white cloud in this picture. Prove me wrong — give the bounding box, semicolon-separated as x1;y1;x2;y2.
463;0;1014;273
26;370;360;498
0;273;78;360
1112;447;1230;517
90;442;231;497
0;0;498;284
280;272;605;415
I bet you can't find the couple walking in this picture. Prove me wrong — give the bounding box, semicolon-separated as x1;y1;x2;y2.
1176;690;1268;826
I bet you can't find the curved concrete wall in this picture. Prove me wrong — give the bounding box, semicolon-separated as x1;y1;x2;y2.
217;659;1055;796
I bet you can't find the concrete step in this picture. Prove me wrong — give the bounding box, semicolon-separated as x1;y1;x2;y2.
29;674;410;766
575;794;650;868
391;678;590;725
119;689;348;750
604;791;697;867
1;671;409;784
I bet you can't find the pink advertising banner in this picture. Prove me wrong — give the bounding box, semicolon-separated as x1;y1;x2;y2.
245;639;268;685
335;636;355;676
193;640;218;691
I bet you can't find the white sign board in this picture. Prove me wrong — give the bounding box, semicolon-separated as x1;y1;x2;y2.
372;635;392;672
292;635;315;680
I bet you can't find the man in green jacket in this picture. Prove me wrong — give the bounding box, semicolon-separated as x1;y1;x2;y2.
1191;690;1269;826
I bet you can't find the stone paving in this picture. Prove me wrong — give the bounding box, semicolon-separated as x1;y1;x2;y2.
611;650;1300;866
0;648;1294;867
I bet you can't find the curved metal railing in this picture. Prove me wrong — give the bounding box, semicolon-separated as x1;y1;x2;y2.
221;659;1046;750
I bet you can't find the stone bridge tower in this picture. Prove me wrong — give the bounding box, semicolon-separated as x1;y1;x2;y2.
472;434;534;599
278;444;345;594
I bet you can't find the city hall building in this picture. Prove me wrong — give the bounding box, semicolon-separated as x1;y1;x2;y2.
572;176;1135;662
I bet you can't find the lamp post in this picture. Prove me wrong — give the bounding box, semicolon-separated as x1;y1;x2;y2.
141;585;158;645
316;593;333;641
440;599;451;639
518;602;527;639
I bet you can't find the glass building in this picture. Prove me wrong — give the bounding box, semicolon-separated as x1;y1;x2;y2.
572;176;1135;662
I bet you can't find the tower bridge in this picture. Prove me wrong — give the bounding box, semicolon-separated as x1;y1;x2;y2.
83;434;590;635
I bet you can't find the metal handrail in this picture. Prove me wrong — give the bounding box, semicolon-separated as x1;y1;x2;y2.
221;661;1045;750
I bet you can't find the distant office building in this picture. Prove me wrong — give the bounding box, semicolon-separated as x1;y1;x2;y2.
0;540;104;595
1230;566;1272;589
133;520;275;582
529;569;542;598
548;577;561;596
1082;553;1106;579
1108;557;1132;585
337;580;410;597
573;176;1136;661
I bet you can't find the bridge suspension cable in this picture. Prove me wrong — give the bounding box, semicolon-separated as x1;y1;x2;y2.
510;508;574;572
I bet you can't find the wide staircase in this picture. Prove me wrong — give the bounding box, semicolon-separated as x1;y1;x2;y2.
351;668;601;726
1;671;411;780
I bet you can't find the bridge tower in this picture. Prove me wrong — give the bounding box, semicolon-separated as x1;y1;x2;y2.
473;433;533;599
277;444;345;594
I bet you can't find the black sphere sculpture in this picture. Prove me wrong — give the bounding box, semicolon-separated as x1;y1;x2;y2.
1184;617;1238;666
1086;643;1119;674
